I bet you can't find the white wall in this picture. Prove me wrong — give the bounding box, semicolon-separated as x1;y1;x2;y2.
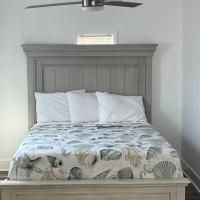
0;1;28;170
182;0;200;181
0;0;182;170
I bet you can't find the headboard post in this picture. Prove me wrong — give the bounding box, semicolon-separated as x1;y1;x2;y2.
22;44;157;128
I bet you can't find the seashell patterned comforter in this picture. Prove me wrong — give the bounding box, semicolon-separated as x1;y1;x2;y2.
8;122;183;181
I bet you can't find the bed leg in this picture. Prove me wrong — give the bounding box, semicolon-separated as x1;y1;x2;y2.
177;187;186;200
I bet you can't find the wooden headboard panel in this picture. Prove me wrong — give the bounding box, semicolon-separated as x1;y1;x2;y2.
22;44;157;128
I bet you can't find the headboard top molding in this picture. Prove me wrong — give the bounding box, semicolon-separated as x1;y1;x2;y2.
22;44;157;128
22;44;157;57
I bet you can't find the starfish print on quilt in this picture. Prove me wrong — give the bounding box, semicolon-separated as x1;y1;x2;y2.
19;154;42;178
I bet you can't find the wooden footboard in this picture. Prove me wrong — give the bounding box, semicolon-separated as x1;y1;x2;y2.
0;179;189;200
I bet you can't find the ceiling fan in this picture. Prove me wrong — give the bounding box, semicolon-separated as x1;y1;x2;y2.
26;0;142;11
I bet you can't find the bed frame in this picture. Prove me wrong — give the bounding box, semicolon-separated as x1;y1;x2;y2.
0;44;189;200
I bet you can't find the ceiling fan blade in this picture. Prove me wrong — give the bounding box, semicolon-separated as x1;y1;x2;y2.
104;1;142;8
26;1;82;9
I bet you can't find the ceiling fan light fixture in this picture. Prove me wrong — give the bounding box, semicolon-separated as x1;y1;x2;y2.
82;6;104;11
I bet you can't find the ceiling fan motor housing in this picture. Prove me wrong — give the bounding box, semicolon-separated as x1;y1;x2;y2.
83;0;103;7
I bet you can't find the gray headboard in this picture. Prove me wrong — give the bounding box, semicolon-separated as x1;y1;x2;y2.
22;44;157;128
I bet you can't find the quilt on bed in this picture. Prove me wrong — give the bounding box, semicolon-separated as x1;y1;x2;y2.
8;122;183;181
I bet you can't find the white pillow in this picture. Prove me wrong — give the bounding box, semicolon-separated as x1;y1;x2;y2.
96;92;147;123
68;92;98;123
35;90;85;123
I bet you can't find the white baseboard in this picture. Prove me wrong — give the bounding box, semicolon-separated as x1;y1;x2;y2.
0;159;10;171
181;158;200;193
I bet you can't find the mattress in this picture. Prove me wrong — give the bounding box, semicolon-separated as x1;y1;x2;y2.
8;122;183;181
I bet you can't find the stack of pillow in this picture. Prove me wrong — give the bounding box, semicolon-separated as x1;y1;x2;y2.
35;90;147;124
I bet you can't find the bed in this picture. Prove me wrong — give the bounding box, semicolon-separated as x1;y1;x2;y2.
0;44;189;200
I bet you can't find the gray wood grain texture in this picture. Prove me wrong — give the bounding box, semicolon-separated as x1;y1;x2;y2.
22;44;157;128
